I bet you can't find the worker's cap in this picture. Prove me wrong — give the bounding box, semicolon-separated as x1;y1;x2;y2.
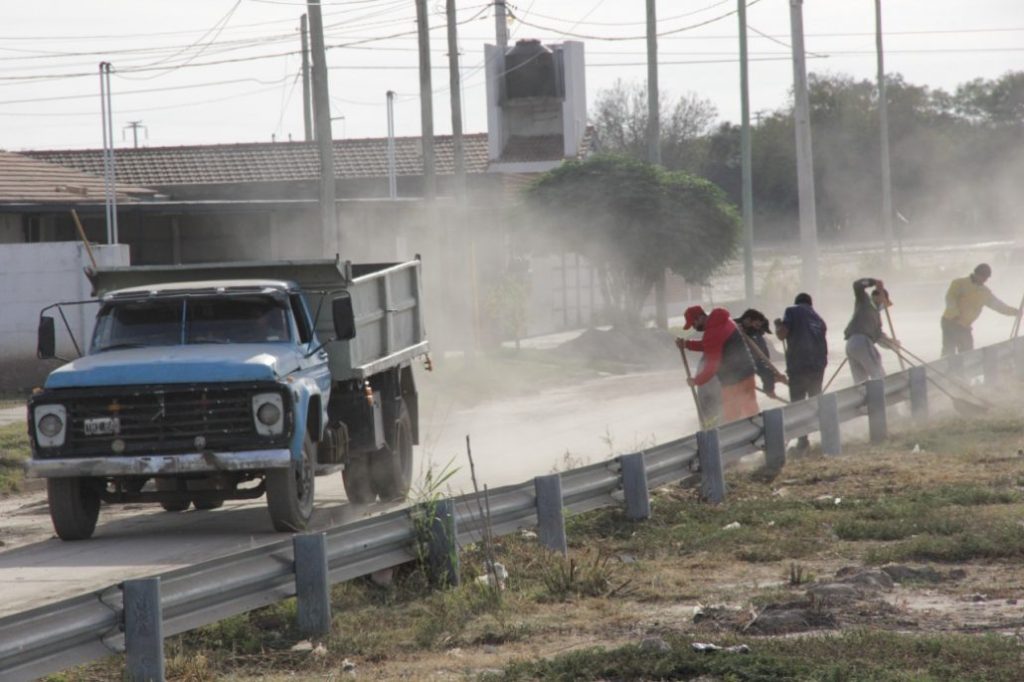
739;308;772;334
683;305;706;330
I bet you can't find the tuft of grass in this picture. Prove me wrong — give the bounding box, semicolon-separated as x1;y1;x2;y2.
0;422;30;493
868;522;1024;564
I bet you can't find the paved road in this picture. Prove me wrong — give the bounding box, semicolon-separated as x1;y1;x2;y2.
0;272;1016;618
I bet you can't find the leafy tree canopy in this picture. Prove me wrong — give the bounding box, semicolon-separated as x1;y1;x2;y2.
525;154;739;325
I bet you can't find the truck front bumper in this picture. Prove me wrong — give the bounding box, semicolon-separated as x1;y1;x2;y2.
29;449;292;478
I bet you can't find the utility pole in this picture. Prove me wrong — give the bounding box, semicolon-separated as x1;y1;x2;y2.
494;0;509;51
738;0;755;302
875;0;894;269
307;0;338;255
446;0;466;200
646;0;668;329
386;91;397;199
788;0;819;294
123;120;146;149
415;0;436;200
99;61;118;244
300;14;313;143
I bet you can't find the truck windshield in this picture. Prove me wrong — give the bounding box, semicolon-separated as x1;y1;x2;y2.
92;295;291;352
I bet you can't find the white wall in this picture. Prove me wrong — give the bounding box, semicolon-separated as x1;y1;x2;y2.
0;242;129;389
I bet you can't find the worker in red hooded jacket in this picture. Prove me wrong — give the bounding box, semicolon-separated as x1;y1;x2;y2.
675;305;759;423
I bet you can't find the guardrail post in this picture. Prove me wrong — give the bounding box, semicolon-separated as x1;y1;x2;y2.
619;452;650;521
983;346;999;387
124;578;164;682
818;393;841;456
948;353;964;380
762;408;786;473
866;378;887;444
534;474;568;555
909;365;928;422
293;533;331;638
1015;337;1024;381
697;429;726;504
427;498;459;587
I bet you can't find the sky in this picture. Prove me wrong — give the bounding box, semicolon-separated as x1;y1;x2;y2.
1;0;1021;152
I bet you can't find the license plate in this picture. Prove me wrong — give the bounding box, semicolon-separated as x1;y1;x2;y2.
84;417;121;436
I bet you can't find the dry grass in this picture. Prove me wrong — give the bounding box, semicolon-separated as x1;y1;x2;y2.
48;410;1024;681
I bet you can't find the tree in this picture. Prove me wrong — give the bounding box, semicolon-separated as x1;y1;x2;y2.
591;79;718;174
525;154;739;326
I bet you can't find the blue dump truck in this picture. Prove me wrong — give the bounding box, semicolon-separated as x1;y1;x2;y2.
28;259;429;540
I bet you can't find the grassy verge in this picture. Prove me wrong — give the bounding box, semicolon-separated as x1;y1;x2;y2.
0;422;30;493
47;413;1024;680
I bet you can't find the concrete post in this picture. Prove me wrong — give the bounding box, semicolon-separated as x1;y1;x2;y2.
293;533;331;638
697;429;726;504
982;346;999;387
762;408;786;472
818;392;841;456
534;474;568;555
124;578;164;682
909;365;928;422
620;452;651;521
866;378;887;444
427;498;459;587
1015;337;1024;381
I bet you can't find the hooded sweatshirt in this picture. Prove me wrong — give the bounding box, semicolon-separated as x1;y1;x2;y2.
684;308;755;387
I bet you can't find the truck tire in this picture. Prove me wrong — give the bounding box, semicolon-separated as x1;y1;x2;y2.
370;402;413;502
266;433;316;532
193;498;224;511
47;477;101;541
342;452;376;504
156;478;191;512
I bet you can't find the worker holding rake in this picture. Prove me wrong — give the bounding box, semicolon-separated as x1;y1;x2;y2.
675;305;759;423
843;278;899;384
941;263;1019;356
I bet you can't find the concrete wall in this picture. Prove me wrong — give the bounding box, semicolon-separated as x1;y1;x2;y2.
0;242;129;390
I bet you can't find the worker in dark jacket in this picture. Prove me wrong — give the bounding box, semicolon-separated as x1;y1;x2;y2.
735;309;783;400
843;278;897;384
775;293;828;451
675;305;758;422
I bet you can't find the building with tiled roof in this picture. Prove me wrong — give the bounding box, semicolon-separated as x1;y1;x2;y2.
0;150;154;205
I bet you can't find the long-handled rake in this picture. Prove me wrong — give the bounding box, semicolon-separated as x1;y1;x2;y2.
678;345;706;427
1011;292;1024;340
894;347;990;416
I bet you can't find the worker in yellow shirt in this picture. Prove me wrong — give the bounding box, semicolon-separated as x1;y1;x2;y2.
941;263;1019;355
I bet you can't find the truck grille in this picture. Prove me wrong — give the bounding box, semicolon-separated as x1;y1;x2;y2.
47;384;289;457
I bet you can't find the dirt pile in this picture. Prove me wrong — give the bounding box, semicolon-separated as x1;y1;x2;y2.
555;327;681;369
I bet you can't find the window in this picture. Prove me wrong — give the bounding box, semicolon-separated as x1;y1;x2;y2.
289;294;314;344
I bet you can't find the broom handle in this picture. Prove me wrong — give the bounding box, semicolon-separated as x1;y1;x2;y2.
822;357;848;393
1012;292;1024;339
740;332;787;382
882;303;906;371
678;345;706;427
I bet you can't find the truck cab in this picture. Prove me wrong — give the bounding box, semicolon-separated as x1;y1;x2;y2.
29;259;426;540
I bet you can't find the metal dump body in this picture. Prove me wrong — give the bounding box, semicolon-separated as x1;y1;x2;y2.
87;258;428;382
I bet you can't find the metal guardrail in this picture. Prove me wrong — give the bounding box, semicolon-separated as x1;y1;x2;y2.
1;337;1016;681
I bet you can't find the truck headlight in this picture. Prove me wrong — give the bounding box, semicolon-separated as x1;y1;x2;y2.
34;404;67;447
252;393;285;436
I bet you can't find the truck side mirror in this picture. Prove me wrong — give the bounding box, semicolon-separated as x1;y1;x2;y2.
332;294;356;341
38;316;56;359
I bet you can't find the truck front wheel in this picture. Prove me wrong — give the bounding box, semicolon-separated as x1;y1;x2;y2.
370;402;413;502
266;433;316;532
47;477;101;541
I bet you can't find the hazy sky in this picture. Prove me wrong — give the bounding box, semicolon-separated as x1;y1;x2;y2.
1;0;1021;151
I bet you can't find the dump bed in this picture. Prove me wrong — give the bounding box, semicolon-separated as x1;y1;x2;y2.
87;258;428;381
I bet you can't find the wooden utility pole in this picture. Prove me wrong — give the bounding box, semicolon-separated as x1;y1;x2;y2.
307;0;338;254
788;0;819;294
415;0;436;199
647;0;668;329
300;14;313;143
738;0;755;302
446;0;465;200
875;0;894;269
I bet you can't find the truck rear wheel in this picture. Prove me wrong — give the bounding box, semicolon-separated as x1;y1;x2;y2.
370;402;413;502
47;477;101;541
342;452;375;504
156;478;191;512
266;433;316;532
